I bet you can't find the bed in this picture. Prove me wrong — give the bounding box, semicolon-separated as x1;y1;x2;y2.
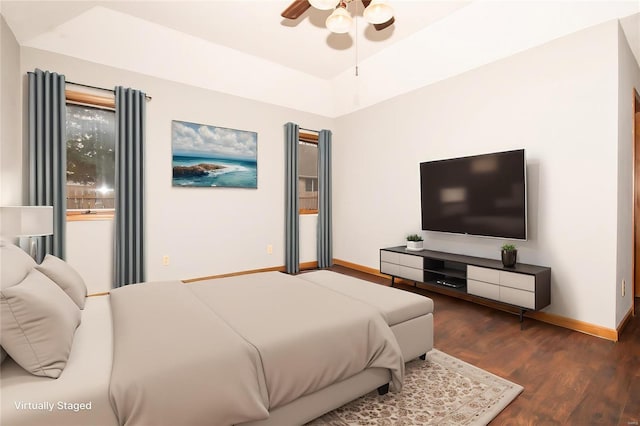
1;241;433;426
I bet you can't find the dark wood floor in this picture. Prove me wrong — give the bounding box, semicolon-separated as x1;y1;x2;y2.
328;265;640;426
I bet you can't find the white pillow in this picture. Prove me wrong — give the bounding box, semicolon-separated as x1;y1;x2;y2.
0;269;81;378
1;240;37;290
36;254;87;309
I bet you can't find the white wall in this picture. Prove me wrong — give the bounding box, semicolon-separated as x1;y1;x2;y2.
300;214;318;265
20;48;331;291
331;3;640;117
6;18;635;329
616;23;640;325
334;20;622;329
0;15;23;205
66;220;113;294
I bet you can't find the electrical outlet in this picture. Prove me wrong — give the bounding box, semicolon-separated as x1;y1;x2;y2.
162;255;170;266
621;279;626;297
267;244;273;255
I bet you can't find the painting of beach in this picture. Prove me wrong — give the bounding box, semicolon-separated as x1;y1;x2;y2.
172;120;257;188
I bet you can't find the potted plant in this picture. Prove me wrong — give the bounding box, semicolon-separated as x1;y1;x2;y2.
501;244;517;267
406;234;424;251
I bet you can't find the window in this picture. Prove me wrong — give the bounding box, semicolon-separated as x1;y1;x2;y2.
299;131;318;214
65;90;116;220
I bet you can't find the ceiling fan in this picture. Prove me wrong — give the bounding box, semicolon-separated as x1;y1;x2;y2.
281;0;395;33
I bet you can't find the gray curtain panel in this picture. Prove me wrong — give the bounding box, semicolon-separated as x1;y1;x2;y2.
114;87;146;287
28;69;67;262
284;122;300;274
317;129;333;268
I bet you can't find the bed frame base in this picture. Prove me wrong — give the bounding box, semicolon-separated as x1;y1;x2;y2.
377;383;390;395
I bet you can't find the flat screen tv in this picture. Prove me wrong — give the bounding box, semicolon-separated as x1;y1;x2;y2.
420;149;527;240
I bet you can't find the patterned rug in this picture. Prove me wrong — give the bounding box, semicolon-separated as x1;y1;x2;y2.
307;349;523;425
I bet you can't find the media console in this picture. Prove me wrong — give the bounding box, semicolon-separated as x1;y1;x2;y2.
380;246;551;323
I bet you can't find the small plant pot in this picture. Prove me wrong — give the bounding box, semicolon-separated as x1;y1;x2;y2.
406;241;424;251
501;249;517;267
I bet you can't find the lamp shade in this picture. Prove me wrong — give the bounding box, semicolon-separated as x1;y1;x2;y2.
326;6;352;34
363;0;394;24
309;0;340;10
0;206;53;237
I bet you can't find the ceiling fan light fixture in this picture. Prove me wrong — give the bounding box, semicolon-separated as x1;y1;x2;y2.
309;0;341;11
363;0;394;24
325;4;352;34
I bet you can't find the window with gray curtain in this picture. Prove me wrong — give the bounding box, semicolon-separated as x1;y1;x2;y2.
285;124;332;272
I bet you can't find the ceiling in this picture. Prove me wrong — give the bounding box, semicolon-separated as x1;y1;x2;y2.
2;0;476;79
1;1;639;116
3;1;639;79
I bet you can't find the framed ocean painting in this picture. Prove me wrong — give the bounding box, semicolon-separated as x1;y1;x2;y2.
171;120;257;188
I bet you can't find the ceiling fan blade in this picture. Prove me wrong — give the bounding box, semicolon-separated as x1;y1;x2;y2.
281;0;311;19
360;0;395;31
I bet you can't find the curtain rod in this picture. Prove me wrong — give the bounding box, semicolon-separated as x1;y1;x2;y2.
66;80;152;101
299;127;319;133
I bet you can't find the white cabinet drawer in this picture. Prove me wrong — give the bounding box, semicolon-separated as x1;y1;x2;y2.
380;251;422;282
380;261;399;276
380;251;399;264
399;266;423;282
500;271;535;292
399;254;423;269
500;286;535;309
467;265;500;284
467;279;500;300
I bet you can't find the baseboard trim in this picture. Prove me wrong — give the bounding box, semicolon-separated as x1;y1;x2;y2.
301;261;319;271
183;266;284;283
615;306;634;339
182;261;318;284
526;311;618;342
333;258;620;342
333;259;387;278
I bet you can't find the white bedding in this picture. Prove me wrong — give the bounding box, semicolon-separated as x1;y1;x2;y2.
1;295;117;426
109;280;271;426
109;272;404;425
187;271;405;408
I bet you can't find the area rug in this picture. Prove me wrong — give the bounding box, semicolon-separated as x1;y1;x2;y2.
307;349;523;426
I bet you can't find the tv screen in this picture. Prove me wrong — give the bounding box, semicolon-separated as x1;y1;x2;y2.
420;149;527;240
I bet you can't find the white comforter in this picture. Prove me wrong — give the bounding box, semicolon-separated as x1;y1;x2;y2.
109;272;404;426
